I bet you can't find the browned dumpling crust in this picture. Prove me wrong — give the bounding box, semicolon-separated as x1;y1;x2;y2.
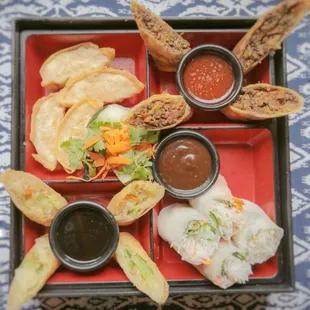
233;0;310;74
40;42;115;89
131;0;190;72
221;83;304;121
123;94;191;130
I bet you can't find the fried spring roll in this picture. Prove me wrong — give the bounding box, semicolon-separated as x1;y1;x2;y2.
7;234;60;310
0;170;67;226
123;94;191;130
108;181;164;226
114;232;169;305
221;84;304;121
131;0;190;72
233;0;310;74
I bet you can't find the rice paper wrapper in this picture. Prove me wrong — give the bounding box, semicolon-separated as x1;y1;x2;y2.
232;199;284;265
196;241;252;289
189;175;245;241
157;203;220;265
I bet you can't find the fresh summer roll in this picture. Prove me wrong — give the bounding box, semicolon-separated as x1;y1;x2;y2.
158;203;221;265
189;175;245;240
232;199;284;265
196;242;252;289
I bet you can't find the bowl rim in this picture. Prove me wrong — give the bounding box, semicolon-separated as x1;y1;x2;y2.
153;129;220;199
176;44;244;111
49;200;119;272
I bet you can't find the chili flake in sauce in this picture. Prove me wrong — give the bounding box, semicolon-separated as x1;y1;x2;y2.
183;54;234;102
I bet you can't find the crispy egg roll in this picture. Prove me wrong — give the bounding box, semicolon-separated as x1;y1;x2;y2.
123;94;191;130
108;181;165;226
0;170;67;226
7;234;60;310
131;0;190;72
233;0;310;74
221;84;304;121
114;232;169;305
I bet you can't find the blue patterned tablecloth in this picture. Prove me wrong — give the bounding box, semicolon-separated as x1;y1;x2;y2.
0;1;309;309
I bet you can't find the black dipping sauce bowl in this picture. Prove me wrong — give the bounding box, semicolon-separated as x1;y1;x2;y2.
153;130;220;199
49;201;119;272
176;44;244;111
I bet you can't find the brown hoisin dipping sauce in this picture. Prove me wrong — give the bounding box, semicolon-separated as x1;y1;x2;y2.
158;138;212;190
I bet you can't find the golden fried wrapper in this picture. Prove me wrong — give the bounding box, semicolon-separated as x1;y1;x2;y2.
123;94;192;130
233;0;310;74
221;84;304;121
40;42;115;89
131;0;190;72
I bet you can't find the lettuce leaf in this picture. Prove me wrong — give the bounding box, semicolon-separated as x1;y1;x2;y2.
60;138;86;171
129;127;160;146
114;150;153;184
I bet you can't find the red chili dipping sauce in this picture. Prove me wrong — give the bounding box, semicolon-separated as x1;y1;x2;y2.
183;54;234;102
158;138;212;190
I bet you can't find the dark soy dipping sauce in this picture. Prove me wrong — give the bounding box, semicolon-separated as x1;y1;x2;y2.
56;208;108;261
158;138;212;190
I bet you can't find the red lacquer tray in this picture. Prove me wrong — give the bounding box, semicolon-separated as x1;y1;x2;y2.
10;17;294;296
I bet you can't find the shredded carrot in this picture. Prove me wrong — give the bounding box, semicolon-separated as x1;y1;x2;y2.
66;176;90;181
106;142;132;155
106;156;132;165
214;280;223;287
25;188;33;199
102;127;132;155
99;126;112;132
232;197;244;213
202;258;213;265
83;136;103;150
93;158;106;167
88;152;103;161
125;194;140;202
134;142;152;152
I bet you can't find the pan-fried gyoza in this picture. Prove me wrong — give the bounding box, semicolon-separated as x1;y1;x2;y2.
40;42;115;89
123;94;191;130
131;0;190;72
57;67;145;107
55;100;103;172
221;84;304;121
30;93;65;171
233;0;310;74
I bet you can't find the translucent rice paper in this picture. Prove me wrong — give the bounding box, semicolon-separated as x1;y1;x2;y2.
232;199;284;265
189;175;245;241
196;242;252;289
157;203;221;265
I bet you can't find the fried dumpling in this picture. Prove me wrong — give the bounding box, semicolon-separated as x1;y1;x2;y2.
108;181;165;226
30;93;66;171
57;67;145;107
0;170;67;226
40;42;115;89
123;94;191;130
7;234;60;310
233;0;310;74
114;232;169;305
131;0;190;72
221;84;304;121
55;100;103;172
